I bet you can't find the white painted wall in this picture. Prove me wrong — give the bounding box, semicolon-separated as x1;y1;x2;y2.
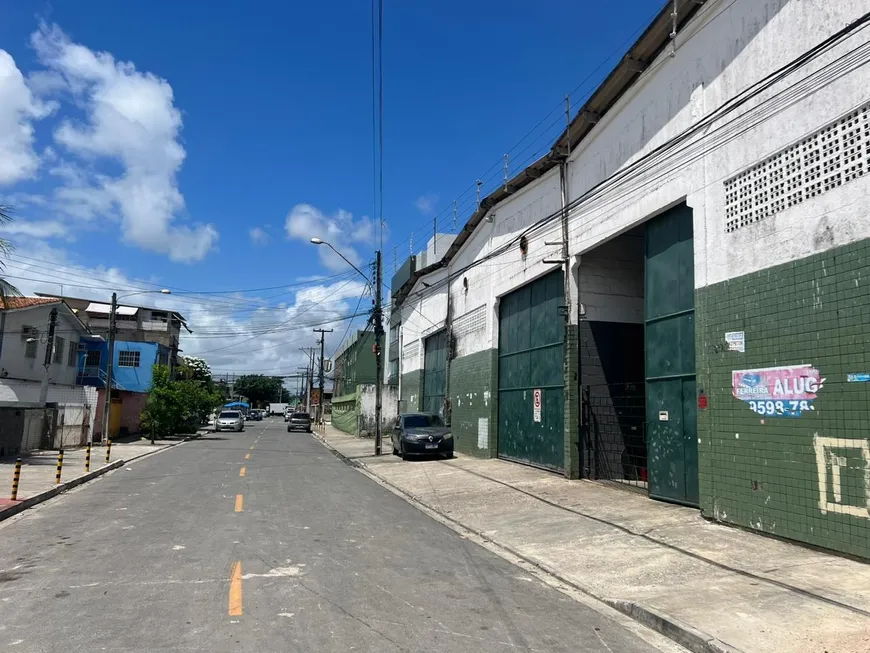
402;0;870;358
0;305;84;385
400;268;448;374
562;0;870;288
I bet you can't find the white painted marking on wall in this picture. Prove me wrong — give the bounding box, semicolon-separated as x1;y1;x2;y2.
477;418;489;450
813;434;870;519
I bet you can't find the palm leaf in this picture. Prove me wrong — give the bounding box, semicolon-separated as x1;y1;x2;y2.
0;204;22;303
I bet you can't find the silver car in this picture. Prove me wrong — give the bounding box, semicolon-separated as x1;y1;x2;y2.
215;410;244;432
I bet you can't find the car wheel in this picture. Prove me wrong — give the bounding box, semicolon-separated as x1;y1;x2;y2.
392;444;399;456
444;450;454;459
287;426;291;432
400;444;409;461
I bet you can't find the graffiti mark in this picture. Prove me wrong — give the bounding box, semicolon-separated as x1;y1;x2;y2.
732;364;824;417
813;435;870;519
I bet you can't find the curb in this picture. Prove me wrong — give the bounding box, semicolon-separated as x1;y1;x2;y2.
313;431;745;653
0;431;206;523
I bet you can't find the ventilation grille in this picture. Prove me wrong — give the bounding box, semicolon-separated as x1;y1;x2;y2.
453;305;486;338
402;339;419;363
724;106;870;232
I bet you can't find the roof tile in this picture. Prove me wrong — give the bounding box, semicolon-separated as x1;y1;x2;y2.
0;297;62;311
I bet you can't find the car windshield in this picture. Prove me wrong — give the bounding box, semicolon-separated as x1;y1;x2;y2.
403;414;443;428
219;411;240;419
291;413;309;419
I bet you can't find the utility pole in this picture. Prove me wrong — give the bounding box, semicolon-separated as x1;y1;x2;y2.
101;292;118;443
313;328;333;425
38;307;58;405
374;250;384;456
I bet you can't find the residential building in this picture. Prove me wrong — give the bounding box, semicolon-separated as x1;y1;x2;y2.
78;337;171;439
36;293;189;370
392;0;870;559
0;297;97;451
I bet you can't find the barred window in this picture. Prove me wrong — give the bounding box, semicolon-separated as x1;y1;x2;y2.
118;350;141;368
53;337;65;364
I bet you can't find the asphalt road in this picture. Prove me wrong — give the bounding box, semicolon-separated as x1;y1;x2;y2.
0;419;667;652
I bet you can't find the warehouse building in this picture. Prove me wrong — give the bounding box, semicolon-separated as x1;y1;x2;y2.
392;0;870;558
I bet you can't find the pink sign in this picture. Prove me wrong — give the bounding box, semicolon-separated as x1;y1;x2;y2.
732;364;825;418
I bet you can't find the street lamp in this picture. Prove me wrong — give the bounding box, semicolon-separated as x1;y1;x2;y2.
101;289;171;446
309;237;384;456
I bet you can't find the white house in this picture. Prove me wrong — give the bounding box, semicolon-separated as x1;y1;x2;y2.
0;297;98;447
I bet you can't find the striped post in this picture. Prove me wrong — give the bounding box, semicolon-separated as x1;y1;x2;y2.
10;458;21;500
105;439;112;464
84;444;91;473
55;449;64;485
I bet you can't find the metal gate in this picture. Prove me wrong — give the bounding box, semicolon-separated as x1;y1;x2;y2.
582;382;647;490
644;203;699;506
498;270;564;471
422;330;448;417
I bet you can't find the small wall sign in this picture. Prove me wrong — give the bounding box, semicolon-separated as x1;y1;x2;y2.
658;411;669;421
533;389;542;423
725;331;745;353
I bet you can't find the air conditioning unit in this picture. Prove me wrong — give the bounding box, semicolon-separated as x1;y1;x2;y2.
21;326;37;340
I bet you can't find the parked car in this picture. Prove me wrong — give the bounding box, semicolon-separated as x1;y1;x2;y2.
391;413;453;460
284;408;293;422
215;410;245;432
286;412;312;433
248;410;262;421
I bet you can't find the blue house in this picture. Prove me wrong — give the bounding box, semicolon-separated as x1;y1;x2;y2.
77;336;170;438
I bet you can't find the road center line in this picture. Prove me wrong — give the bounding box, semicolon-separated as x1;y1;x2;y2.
239;467;246;477
234;494;244;512
229;561;243;616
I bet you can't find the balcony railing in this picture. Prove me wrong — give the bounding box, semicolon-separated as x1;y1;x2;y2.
76;366;127;390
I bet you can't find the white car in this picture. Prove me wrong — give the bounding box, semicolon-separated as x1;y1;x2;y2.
215;410;244;432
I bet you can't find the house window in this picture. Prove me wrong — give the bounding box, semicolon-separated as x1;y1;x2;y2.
53;337;65;364
24;328;38;359
118;350;141;368
85;350;101;368
68;342;78;367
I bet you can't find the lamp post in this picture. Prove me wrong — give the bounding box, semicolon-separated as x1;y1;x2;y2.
310;238;383;455
100;289;170;446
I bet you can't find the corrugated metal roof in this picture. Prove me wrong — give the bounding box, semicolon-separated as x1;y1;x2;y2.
85;302;139;316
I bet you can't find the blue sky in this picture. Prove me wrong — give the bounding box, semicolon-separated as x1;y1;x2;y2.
0;0;661;373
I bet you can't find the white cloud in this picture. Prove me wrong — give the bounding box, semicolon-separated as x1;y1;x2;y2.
30;24;218;262
414;192;439;215
249;226;269;245
0;219;70;240
285;203;383;274
0;50;55;185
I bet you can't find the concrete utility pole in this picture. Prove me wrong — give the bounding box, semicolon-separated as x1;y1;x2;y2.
313;328;333;425
101;292;118;443
374;250;384;456
38;307;58;405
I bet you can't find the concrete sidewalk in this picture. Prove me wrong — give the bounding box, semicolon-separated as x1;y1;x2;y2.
314;424;870;653
0;432;206;519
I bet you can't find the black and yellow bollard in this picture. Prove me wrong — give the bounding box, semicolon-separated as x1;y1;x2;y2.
10;458;21;500
105;439;112;464
84;444;91;473
55;449;64;485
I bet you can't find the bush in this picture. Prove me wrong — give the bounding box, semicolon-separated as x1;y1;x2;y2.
140;365;223;438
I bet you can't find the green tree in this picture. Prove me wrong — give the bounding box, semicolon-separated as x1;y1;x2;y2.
232;375;286;407
0;206;22;303
141;365;223;441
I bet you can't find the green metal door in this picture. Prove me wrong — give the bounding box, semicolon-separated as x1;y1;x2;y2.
645;203;699;506
498;270;564;471
422;330;447;417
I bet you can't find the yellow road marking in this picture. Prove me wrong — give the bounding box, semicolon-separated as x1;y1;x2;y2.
244;453;251;460
234;494;244;512
249;445;254;450
239;467;246;477
229;561;243;616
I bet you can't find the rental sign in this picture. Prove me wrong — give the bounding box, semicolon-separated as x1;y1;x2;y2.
732;364;824;418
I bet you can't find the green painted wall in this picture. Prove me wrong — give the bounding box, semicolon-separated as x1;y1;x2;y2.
697;238;870;559
449;349;498;457
400;370;422;413
330;391;359;435
334;332;377;396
